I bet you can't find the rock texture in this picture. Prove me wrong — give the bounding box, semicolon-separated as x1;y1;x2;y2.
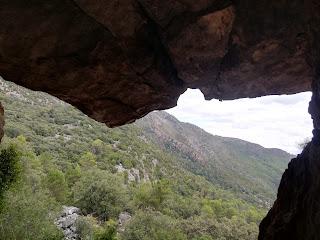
55;206;81;240
118;212;132;233
259;143;320;240
0;0;314;126
258;1;320;239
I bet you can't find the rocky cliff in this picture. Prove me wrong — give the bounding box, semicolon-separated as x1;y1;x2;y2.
259;143;320;240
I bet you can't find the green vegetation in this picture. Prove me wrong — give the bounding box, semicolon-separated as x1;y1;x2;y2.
137;112;292;206
0;144;21;206
0;138;63;240
0;79;289;239
120;211;187;240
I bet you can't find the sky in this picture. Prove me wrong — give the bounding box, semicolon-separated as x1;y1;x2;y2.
166;89;313;155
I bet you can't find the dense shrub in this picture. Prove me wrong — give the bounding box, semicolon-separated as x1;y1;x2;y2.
0;186;62;240
73;170;128;220
120;211;187;240
0;145;21;205
76;216;118;240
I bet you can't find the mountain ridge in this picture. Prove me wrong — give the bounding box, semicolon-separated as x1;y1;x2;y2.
161;110;292;155
136;110;292;206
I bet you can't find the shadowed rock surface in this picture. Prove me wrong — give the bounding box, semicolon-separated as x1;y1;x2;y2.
0;0;314;126
258;0;320;239
259;143;320;240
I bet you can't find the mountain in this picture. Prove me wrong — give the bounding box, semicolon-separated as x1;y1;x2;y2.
0;78;292;206
0;78;292;239
137;111;292;206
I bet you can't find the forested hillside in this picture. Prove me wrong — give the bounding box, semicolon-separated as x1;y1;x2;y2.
0;79;291;240
137;112;292;206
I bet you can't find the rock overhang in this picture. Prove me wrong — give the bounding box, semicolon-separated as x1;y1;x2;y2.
0;0;315;127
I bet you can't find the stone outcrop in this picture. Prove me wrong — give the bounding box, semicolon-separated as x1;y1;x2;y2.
118;212;132;233
55;206;81;240
115;163;150;183
0;0;314;126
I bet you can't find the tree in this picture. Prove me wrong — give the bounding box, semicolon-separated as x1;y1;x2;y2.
91;139;104;155
95;219;118;240
65;164;82;187
45;169;68;203
0;186;63;240
0;145;21;206
73;170;128;220
133;181;170;210
38;152;56;173
79;151;97;168
120;210;187;240
76;216;118;240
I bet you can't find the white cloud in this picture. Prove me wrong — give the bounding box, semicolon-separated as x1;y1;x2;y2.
166;89;313;154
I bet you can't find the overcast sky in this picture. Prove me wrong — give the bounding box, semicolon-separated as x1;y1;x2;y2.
166;89;313;154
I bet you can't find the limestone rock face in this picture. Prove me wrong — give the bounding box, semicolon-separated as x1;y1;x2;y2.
55;206;81;240
0;0;314;126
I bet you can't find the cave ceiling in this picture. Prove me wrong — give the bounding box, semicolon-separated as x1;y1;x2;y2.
0;0;315;126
